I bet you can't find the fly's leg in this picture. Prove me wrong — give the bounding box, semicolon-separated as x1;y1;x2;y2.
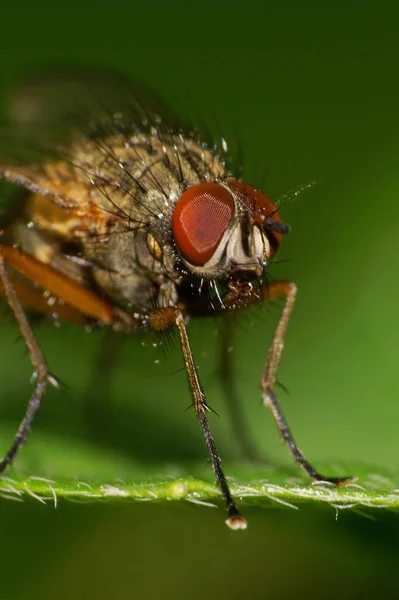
150;306;247;530
219;317;264;464
0;243;135;474
0;242;114;325
176;311;247;528
0;257;57;473
260;280;352;485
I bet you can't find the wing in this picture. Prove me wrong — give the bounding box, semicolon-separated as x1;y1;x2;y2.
0;65;211;219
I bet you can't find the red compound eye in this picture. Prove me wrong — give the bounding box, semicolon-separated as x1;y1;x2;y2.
172;182;235;266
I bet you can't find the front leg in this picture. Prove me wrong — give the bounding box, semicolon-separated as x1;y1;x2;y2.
227;279;353;485
150;306;247;529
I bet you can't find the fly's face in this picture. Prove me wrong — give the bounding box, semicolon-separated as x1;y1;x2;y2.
0;68;352;529
172;179;287;281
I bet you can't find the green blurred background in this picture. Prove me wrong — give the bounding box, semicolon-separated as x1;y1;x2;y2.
1;1;399;598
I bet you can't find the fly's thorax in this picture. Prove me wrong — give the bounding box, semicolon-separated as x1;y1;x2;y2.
68;129;231;310
85;221;177;282
87;221;179;311
69;130;227;229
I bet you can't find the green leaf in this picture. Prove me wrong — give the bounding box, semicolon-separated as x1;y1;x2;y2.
1;432;398;514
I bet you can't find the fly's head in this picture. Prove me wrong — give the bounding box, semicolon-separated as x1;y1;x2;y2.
172;178;290;299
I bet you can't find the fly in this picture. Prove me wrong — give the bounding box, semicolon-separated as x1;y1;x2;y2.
0;68;352;528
